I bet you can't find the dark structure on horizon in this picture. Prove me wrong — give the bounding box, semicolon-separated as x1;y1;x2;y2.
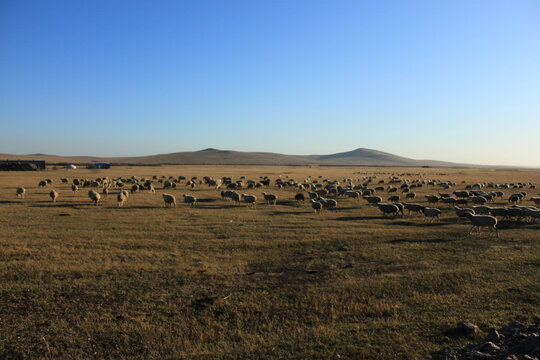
0;160;46;171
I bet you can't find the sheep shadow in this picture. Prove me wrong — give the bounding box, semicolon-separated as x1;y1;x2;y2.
268;211;312;216
335;216;385;221
389;238;453;244
386;219;453;227
0;200;24;204
30;203;89;208
196;198;216;203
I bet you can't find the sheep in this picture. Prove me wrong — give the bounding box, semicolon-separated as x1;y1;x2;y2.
16;187;26;199
262;192;277;205
425;195;439;205
469;196;487;205
295;193;305;202
241;194;257;208
453;206;475;223
488;207;507;219
377;203;400;217
130;184;139;193
117;192;127;207
319;197;338;210
522;207;540;223
504;207;523;221
230;192;241;204
38;180;47;187
147;184;156;193
183;194;197;206
162;193;176;208
508;194;521;204
60;178;68;184
461;213;499;237
88;190;101;206
121;189;129;198
405;192;416;200
310;199;323;214
530;197;540;206
421;207;441;222
344;190;361;200
363;195;382;205
388;195;400;202
49;190;58;202
403;202;425;217
453;190;470;198
102;187;109;196
71;184;78;193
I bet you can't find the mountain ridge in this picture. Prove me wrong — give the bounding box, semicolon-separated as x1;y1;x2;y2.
0;147;482;167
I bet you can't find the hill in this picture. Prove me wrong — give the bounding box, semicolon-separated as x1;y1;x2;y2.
0;148;473;167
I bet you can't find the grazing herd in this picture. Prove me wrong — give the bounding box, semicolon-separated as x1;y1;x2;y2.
10;172;540;238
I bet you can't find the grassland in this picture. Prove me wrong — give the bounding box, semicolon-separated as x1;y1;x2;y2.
0;165;539;359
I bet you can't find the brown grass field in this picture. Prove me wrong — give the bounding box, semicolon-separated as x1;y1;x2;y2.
1;165;539;359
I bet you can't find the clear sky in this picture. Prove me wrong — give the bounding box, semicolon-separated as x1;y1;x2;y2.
1;1;539;166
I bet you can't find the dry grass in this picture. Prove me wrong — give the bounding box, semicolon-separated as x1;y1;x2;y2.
0;165;539;359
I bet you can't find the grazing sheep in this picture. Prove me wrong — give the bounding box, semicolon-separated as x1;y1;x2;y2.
425;195;439;205
488;207;507;219
183;194;197;206
403;202;425;217
241;194;257;208
49;190;58;202
471;205;491;215
310;199;323;214
38;180;47;187
231;192;241;204
462;213;499;237
453;190;470;198
295;193;305;202
162;193;176;208
262;192;277;205
319;197;338;210
508;194;521;204
117;192;127;207
530;197;540;206
421;207;441;222
363;195;382;205
88;190;101;206
61;178;68;184
16;187;25;199
344;190;361;200
504;207;523;221
469;196;487;205
453;206;475;223
102;187;109;195
130;184;139;193
377;203;400;217
388;195;400;202
405;192;416;200
71;184;78;193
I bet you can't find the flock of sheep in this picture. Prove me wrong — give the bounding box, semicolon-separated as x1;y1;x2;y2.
13;173;540;238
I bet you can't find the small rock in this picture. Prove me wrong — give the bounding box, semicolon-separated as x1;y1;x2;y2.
486;329;505;344
500;321;527;337
467;350;494;359
457;321;479;336
478;341;501;353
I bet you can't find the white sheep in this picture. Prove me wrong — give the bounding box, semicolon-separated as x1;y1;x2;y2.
88;190;101;206
452;206;475;223
363;195;382;204
117;192;127;207
462;213;499;237
403;202;425;217
162;193;176;208
49;190;58;202
16;187;26;199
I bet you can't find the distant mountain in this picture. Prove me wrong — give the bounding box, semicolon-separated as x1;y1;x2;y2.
0;148;475;167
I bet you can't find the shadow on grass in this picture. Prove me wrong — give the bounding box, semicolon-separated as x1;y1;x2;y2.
0;200;24;204
335;216;390;221
30;203;89;208
268;211;312;216
389;238;453;244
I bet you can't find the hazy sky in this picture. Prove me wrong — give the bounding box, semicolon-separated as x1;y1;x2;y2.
1;1;539;166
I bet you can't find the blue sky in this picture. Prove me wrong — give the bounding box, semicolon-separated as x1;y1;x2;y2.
1;0;539;166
